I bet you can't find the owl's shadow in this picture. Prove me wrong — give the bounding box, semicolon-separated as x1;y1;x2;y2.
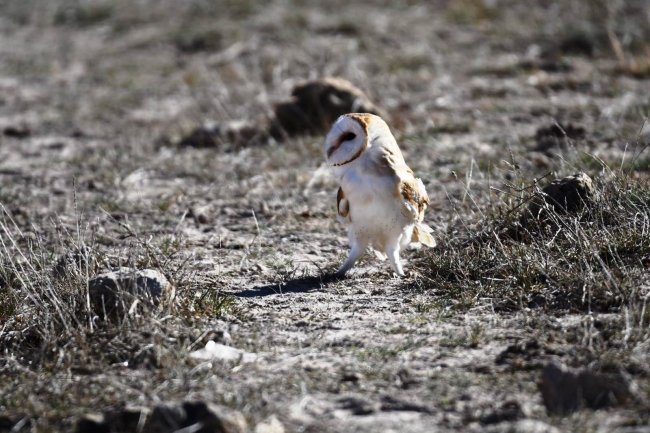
233;273;342;298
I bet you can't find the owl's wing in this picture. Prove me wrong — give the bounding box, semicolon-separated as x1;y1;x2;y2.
399;176;436;247
337;187;351;224
399;176;428;222
412;222;436;247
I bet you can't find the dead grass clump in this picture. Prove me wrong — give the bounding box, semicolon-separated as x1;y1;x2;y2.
419;173;650;314
0;212;246;425
0;212;191;368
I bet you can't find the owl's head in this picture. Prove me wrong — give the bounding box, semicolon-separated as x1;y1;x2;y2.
323;113;379;166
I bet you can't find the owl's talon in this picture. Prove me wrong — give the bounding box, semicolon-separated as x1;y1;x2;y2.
404;270;419;279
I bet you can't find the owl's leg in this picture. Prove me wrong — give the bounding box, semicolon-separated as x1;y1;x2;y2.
336;237;369;277
385;237;405;276
386;248;404;276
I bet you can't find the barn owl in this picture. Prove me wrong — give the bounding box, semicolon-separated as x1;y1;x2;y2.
323;113;435;277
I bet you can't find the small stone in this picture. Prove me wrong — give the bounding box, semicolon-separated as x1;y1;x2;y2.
395;367;420;389
510;419;561;433
179;127;220;148
254;415;285;433
197;213;209;224
538;362;631;414
21;231;37;242
188;206;212;225
182;401;247;433
209;328;232;345
189;341;257;363
3;124;30;138
88;268;173;317
76;414;108;433
84;179;104;191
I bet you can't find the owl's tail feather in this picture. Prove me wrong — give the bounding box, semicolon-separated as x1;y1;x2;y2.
412;223;436;247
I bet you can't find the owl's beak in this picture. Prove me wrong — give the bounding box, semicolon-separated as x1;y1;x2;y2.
326;142;341;159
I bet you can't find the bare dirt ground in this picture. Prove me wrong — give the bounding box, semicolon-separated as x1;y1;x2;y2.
1;1;650;431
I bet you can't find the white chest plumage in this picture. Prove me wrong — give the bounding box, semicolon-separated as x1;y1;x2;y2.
323;113;435;277
338;167;409;238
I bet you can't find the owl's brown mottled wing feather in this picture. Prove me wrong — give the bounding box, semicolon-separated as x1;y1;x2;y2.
337;187;350;220
399;177;436;247
399;177;428;221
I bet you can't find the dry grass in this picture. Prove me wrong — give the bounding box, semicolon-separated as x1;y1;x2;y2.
420;170;650;308
1;0;650;431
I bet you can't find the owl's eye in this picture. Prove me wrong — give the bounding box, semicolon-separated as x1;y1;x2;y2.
342;132;356;142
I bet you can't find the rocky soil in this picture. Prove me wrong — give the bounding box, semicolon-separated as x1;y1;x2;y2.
1;1;650;432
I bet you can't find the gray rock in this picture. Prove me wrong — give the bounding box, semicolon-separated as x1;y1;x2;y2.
270;77;387;139
538;362;631;414
76;407;148;433
189;327;232;348
75;414;108;433
88;268;173;317
146;403;186;432
3;124;30;138
523;172;598;227
178;77;387;148
76;401;247;433
182;401;247;433
255;415;285;433
188;204;213;225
